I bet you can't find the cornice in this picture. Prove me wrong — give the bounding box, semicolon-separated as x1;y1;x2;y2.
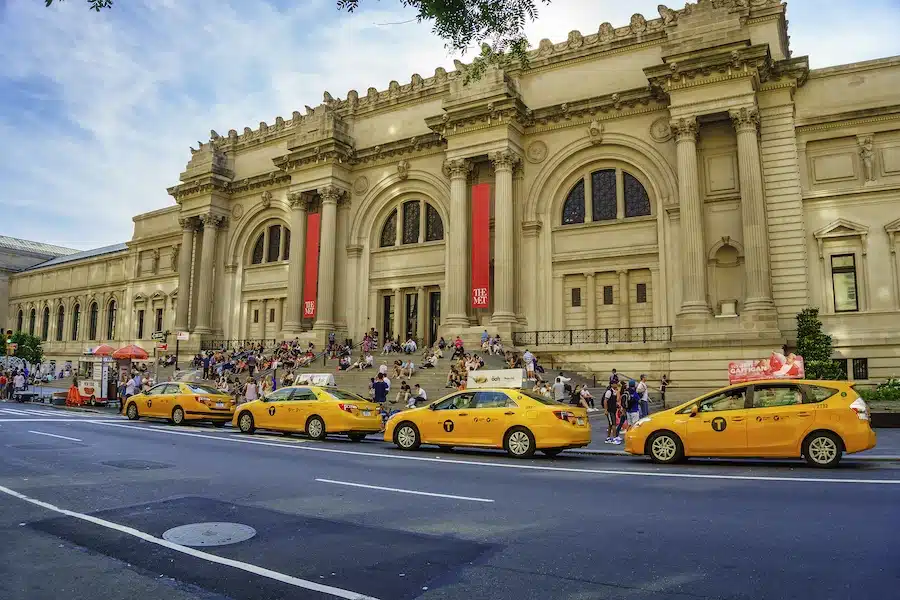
645;43;774;97
795;104;900;132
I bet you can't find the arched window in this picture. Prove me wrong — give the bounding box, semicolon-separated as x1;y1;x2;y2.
28;309;36;336
88;302;99;340
71;304;80;341
380;200;443;248
106;300;117;341
16;310;23;332
380;209;397;247
562;180;585;225
41;307;50;341
251;234;264;264
56;305;65;342
561;167;652;225
425;203;444;242
266;224;282;262
283;228;291;260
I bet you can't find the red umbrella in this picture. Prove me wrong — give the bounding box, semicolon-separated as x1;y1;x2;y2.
112;344;149;360
92;344;116;357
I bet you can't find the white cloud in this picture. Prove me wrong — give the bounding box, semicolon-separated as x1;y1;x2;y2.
0;0;897;249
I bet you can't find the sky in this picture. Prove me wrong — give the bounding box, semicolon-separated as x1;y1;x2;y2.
1;0;899;250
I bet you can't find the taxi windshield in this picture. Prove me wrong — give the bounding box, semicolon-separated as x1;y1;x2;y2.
518;390;564;405
326;389;367;402
184;383;222;395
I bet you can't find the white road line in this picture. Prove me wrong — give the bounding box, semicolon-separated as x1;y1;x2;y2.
22;409;60;416
93;422;900;486
0;409;22;415
316;478;494;503
27;430;83;442
0;418;122;423
0;485;380;600
0;408;31;415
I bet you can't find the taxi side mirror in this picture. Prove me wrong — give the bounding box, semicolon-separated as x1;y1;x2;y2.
690;405;698;417
428;403;437;410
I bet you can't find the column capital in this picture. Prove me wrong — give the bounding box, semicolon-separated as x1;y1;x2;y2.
729;106;760;135
416;285;425;292
287;191;310;211
489;150;520;172
617;269;629;277
584;271;595;279
317;185;346;205
178;216;200;231
392;287;401;294
199;212;227;229
670;116;699;143
442;158;473;180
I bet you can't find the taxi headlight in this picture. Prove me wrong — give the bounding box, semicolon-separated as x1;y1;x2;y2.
632;417;651;429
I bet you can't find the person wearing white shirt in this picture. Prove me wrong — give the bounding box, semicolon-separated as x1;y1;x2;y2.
637;374;650;417
523;350;535;380
125;377;136;398
412;383;427;403
364;354;374;369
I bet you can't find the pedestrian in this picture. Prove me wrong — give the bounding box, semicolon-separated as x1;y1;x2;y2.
626;380;641;427
609;368;619;387
660;374;669;406
637;374;650;418
580;386;596;411
603;384;619;443
523;349;536;381
552;376;567;403
412;383;427;404
244;378;259;404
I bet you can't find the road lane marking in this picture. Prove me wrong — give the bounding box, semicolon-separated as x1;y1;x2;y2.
0;418;122;423
27;430;83;442
0;408;31;415
93;422;900;486
0;484;381;600
316;478;494;503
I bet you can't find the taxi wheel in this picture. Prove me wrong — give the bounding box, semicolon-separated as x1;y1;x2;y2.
171;406;185;426
348;433;366;442
237;411;255;434
803;431;842;468
542;448;563;458
504;427;536;459
394;422;421;451
306;416;327;441
647;431;684;464
125;402;139;420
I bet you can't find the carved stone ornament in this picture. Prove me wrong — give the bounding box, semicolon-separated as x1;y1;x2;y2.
287;191;307;209
442;158;473;179
670;117;699;143
538;38;554;56
649;116;673;142
588;120;603;145
260;190;272;209
200;213;226;229
353;176;370;196
490;150;519;171
171;245;180;270
658;4;678;25
231;203;244;219
859;136;875;182
317;185;345;204
598;22;615;42
729;107;760;134
178;216;197;231
397;159;410;180
567;30;584;49
630;13;647;34
525;140;549;164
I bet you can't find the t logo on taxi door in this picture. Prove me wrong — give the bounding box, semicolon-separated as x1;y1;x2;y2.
443;420;454;433
711;417;727;432
268;406;276;416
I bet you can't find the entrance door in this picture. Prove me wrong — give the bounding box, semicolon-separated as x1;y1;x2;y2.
428;291;441;346
382;295;394;341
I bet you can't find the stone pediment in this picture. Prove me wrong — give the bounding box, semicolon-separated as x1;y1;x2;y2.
814;218;869;240
885;218;900;234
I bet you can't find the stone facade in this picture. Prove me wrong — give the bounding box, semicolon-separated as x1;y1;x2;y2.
6;0;900;399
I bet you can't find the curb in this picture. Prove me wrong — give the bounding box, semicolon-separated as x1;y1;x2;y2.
564;448;900;462
22;400;108;415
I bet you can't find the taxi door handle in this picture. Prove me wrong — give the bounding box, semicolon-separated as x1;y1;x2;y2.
458;412;469;416
731;417;745;422
797;412;811;417
504;411;515;415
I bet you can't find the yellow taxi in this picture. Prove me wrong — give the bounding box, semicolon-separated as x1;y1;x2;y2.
624;379;876;467
124;382;234;426
233;385;382;441
384;383;591;458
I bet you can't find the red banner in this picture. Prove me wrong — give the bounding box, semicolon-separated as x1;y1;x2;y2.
728;352;805;384
471;183;491;309
303;213;320;318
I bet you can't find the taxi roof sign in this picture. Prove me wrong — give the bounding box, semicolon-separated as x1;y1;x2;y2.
466;369;527;390
294;373;337;387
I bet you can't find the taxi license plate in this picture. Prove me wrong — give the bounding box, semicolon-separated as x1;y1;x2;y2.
363;410;371;417
216;402;224;408
576;417;585;426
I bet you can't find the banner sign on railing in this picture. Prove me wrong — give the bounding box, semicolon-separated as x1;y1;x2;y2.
303;213;321;319
728;352;805;384
471;183;490;309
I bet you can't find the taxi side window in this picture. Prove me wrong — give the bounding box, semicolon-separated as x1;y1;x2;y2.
699;388;748;412
146;385;167;396
752;385;803;408
292;388;318;402
803;385;838;404
475;391;514;409
164;384;182;395
433;393;475;410
264;388;294;402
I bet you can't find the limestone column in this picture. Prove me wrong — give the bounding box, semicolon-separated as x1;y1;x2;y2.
193;213;225;334
240;300;249;340
490;150;518;324
392;288;402;339
314;186;343;332
416;286;427;342
282;192;308;334
671;117;710;315
444;159;473;327
585;272;597;331
260;299;268;341
618;270;630;328
552;274;564;330
174;217;196;331
521;221;541;328
731;107;775;312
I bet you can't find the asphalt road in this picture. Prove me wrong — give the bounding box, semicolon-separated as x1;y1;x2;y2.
1;407;898;600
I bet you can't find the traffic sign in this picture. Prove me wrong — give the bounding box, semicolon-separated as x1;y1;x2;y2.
151;331;166;341
156;344;168;351
176;331;190;341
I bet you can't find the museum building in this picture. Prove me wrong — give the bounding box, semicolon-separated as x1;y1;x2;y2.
6;0;900;397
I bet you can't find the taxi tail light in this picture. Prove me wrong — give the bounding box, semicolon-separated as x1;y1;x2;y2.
197;396;212;406
850;398;869;421
553;410;574;422
338;403;358;413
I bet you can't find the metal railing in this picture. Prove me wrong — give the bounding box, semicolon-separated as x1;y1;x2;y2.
200;339;277;351
513;326;672;347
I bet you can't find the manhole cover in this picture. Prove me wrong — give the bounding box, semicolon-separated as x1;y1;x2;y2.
101;460;172;470
162;522;257;547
